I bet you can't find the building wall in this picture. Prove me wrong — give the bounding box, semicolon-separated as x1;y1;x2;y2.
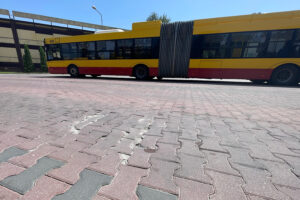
0;18;93;71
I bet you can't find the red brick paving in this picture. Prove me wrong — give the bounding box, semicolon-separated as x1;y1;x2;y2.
19;176;70;200
0;162;24;180
0;186;21;200
0;74;300;199
99;165;147;200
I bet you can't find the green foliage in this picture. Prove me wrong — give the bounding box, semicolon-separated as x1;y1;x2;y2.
147;12;159;21
159;14;171;24
39;46;48;72
23;44;34;72
147;12;171;24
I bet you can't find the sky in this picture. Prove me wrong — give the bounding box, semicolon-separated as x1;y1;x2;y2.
1;0;300;29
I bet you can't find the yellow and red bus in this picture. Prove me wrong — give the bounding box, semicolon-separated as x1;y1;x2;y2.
45;10;300;85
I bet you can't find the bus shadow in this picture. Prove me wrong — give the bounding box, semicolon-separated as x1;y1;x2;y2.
33;75;300;88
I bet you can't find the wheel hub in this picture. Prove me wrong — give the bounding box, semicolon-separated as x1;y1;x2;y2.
277;69;292;82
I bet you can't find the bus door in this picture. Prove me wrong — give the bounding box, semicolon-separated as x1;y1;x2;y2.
158;21;194;77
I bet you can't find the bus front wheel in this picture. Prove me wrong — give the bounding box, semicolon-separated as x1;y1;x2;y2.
270;65;300;86
134;65;149;80
68;65;79;78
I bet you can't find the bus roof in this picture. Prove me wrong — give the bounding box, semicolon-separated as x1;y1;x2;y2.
45;21;162;44
193;10;300;34
45;10;300;44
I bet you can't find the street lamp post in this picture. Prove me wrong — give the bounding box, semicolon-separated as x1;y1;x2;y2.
92;5;103;25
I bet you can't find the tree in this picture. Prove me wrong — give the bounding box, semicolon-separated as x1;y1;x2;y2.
147;12;171;24
159;14;171;24
23;44;34;72
39;46;48;72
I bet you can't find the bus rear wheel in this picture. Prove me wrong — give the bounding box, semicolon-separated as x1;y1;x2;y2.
134;65;149;80
68;65;79;78
270;65;300;86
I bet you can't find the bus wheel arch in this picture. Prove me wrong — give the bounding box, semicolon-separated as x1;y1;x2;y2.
270;63;300;86
133;64;149;80
67;64;79;78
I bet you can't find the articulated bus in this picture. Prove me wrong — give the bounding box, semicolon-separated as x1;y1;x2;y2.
45;10;300;85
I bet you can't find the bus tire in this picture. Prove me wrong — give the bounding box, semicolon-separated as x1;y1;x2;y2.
270;64;300;86
68;65;79;78
134;65;149;80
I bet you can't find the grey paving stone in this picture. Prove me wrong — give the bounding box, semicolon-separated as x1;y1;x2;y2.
52;169;112;200
224;146;265;170
136;185;177;200
0;157;63;195
0;147;27;163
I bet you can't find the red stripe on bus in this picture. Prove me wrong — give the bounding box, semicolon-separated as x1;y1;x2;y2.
49;67;273;80
188;68;273;80
48;67;68;74
49;67;160;77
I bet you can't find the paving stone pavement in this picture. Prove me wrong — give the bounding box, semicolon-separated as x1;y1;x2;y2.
0;74;300;200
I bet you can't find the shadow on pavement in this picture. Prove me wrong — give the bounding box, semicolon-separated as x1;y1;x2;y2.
32;75;300;88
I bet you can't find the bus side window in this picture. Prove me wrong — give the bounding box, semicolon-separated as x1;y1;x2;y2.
69;43;79;59
45;45;53;61
51;44;61;60
116;39;133;59
190;34;229;59
202;34;229;58
243;31;267;58
87;42;96;60
96;41;116;59
190;35;203;58
134;38;152;59
292;29;300;57
230;33;250;58
266;30;294;57
78;42;88;59
152;37;160;58
61;43;71;60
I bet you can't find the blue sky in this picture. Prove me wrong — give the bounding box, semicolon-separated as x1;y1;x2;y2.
1;0;300;29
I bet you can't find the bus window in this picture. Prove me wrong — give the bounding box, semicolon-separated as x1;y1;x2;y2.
134;38;152;58
292;29;300;57
231;32;250;58
152;37;160;58
190;35;203;58
69;43;79;59
78;42;88;59
96;41;116;59
87;42;96;59
243;31;267;58
61;43;72;60
191;34;229;59
46;44;61;60
266;30;294;57
202;34;229;58
116;39;134;59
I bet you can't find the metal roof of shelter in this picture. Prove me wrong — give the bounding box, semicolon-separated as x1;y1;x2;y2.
0;9;126;30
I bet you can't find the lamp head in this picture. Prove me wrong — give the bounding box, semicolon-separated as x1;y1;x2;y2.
92;5;97;10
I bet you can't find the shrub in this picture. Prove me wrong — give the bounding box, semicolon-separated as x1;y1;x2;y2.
39;46;48;72
23;44;34;72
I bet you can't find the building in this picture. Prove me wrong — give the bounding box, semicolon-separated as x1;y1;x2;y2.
0;9;122;71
